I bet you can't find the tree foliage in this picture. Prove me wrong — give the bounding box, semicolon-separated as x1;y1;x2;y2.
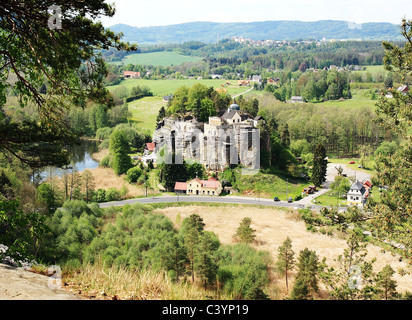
311;143;328;187
0;0;136;168
367;19;412;261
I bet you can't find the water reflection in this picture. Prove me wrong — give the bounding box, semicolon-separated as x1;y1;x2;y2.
41;140;100;180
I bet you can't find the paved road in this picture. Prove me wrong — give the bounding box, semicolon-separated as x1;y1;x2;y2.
98;195;347;211
99;162;370;211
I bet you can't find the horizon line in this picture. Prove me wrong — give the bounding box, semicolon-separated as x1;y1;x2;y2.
104;19;401;29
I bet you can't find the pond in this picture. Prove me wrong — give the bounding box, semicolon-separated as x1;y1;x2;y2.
40;139;100;180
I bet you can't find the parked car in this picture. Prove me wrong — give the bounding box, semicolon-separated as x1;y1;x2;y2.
288;197;293;203
274;197;280;202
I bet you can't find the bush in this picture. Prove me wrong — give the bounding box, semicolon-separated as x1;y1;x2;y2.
96;127;113;141
105;188;121;202
99;155;111;168
92;189;106;203
127;166;143;183
215;244;271;299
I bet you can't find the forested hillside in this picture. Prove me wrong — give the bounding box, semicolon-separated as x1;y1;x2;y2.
108;20;404;44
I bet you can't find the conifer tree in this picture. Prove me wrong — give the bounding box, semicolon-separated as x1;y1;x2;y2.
180;214;205;282
233;217;256;244
291;248;319;300
368;19;412;262
376;265;398;300
276;237;295;294
195;232;218;288
311;143;328;187
109;129;133;175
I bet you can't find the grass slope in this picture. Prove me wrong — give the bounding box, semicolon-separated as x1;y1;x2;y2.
108;78;251;98
128;96;165;133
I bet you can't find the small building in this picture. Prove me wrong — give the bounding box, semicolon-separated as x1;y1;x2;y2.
221;109;242;124
347;181;369;206
290;96;305;103
163;95;173;103
362;179;373;191
397;85;409;95
238;80;250;86
145;142;156;153
123;71;140;79
252;75;262;83
174;182;187;194
187;177;222;196
253;115;265;127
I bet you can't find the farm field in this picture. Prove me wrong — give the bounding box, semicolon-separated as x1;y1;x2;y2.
111;51;202;67
107;78;253;98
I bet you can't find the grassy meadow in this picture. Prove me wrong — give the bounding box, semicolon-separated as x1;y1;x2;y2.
128;96;165;133
108;78;252;98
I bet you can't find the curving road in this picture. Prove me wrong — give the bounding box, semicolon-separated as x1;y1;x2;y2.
98;195;346;211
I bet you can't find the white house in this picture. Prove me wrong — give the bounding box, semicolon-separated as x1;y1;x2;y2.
347;181;369;206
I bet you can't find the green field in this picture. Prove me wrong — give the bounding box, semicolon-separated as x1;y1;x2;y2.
112;51;202;67
108;78;252;98
128;96;164;133
230;170;311;201
312;190;347;207
316;88;378;109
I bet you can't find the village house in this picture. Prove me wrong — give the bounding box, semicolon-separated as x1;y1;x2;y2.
145;142;156;155
289;96;305;103
123;71;140;79
174;177;222;196
163;95;173;103
347;181;370;206
267;77;280;85
251;75;262;83
397;85;409;95
238;80;250;86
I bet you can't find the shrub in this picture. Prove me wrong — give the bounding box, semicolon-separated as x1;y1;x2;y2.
99;155;111;168
127;166;143;183
105;188;121;202
96;127;113;141
93;189;106;203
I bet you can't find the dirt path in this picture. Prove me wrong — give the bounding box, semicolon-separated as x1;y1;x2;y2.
0;264;81;300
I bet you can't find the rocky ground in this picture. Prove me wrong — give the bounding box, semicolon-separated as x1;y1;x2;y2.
0;263;82;300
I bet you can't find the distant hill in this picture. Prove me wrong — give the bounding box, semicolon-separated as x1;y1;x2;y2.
108;20;403;44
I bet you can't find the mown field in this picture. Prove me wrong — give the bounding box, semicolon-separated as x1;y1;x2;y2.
107;78;251;98
111;51;202;67
128;96;165;133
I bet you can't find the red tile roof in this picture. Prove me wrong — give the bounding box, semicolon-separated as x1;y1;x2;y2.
174;182;187;191
363;180;372;188
123;71;140;77
187;177;221;189
146;143;155;152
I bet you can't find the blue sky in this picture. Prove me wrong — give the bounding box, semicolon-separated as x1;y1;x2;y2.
100;0;411;27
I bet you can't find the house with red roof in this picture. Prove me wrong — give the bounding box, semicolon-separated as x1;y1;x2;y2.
174;182;188;194
145;142;156;153
123;71;140;79
174;177;222;196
